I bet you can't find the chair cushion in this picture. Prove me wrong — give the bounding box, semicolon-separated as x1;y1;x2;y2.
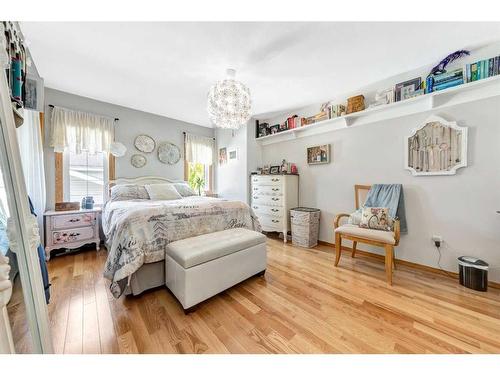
335;224;395;245
166;228;266;269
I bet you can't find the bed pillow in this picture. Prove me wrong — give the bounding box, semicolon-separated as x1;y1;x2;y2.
110;184;150;201
359;207;393;231
173;182;197;197
145;183;182;200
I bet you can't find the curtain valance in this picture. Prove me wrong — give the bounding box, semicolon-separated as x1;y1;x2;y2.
185;133;215;165
49;106;114;154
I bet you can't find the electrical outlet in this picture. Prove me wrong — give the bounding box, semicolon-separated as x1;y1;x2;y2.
432;235;443;245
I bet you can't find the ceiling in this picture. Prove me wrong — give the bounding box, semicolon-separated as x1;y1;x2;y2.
21;22;500;127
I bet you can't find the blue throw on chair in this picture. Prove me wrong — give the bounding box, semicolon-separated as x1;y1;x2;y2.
363;184;407;233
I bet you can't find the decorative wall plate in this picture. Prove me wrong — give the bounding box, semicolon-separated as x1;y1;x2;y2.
134;134;155;153
157;142;181;165
131;154;147;168
404;115;468;176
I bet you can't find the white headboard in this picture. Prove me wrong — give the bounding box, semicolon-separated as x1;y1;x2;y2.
107;176;186;199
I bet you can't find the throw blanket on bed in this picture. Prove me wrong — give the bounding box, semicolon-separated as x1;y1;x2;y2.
102;197;261;297
364;184;407;233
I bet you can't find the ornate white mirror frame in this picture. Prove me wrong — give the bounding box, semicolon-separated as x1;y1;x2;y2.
404;115;468;176
0;71;53;353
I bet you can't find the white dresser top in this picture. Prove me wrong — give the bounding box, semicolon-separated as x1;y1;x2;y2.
44;208;102;216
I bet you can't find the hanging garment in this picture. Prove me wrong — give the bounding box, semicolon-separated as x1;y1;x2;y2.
28;197;50;304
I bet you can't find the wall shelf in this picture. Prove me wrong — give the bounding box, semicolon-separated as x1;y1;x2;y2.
256;75;500;146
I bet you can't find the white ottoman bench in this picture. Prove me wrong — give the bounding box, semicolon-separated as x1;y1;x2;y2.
165;228;267;312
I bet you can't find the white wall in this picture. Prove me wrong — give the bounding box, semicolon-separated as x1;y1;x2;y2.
215;126;249;203
43;88;214;209
215;120;263;204
261;96;500;281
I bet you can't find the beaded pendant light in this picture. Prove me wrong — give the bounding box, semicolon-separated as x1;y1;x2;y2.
207;69;251;129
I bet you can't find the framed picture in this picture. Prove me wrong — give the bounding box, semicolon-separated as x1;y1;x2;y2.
307;144;331;165
269;165;280;174
269;124;280;134
257;122;269;137
405;115;468;176
228;148;238;162
394;77;422;102
24;75;44;111
218;147;227;165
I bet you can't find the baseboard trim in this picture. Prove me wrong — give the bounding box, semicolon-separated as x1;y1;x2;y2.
317;240;500;290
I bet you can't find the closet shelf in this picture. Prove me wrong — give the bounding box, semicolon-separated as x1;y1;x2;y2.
256;75;500;146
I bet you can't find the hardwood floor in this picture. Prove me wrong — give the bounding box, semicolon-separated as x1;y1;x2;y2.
11;238;500;353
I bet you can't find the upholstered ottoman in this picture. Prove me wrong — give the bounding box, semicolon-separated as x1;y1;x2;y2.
165;228;267;312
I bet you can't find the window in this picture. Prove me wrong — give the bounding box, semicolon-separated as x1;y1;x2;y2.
63;150;108;206
187;162;212;195
184;133;215;195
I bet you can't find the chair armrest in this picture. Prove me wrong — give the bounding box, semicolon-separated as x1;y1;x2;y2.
393;219;401;246
334;213;350;229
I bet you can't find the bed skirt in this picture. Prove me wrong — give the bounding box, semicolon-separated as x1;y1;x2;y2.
124;260;165;296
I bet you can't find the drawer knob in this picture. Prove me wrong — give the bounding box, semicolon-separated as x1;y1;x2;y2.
271;209;279;212
253;206;258;209
69;218;80;222
272;220;280;223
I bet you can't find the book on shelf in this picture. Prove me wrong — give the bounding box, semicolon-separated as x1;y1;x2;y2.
466;55;500;82
433;78;464;92
432;68;463;84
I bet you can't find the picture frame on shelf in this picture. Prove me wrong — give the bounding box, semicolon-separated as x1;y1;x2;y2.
269;165;280;174
269;124;279;134
307;144;331;165
257;122;269;137
395;77;422;102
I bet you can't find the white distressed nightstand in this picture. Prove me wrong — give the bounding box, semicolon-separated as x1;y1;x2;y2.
44;208;101;260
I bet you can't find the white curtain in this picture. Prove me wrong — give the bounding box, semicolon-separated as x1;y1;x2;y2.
49;106;114;154
16;110;46;241
185;133;215;165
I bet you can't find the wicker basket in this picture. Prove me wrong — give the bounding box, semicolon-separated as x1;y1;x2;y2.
290;207;320;248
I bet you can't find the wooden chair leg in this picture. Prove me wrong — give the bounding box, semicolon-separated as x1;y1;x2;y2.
334;232;342;267
392;250;396;270
351;241;357;258
384;244;393;285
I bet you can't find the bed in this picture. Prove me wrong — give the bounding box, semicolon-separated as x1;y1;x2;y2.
102;176;261;298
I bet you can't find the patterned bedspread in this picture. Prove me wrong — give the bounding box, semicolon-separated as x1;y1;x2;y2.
102;197;261;297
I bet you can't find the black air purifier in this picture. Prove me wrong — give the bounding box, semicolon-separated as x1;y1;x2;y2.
458;256;488;292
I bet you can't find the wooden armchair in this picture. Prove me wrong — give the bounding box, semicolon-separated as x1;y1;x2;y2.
333;185;400;285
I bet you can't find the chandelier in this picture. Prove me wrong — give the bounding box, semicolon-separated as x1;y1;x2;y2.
207;69;251;129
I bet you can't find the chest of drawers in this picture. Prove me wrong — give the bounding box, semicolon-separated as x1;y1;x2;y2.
250;174;299;242
44;209;101;259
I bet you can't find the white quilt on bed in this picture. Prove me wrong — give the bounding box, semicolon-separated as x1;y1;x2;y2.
102;197;261;297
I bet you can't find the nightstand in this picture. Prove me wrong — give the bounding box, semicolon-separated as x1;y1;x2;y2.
44;208;101;260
